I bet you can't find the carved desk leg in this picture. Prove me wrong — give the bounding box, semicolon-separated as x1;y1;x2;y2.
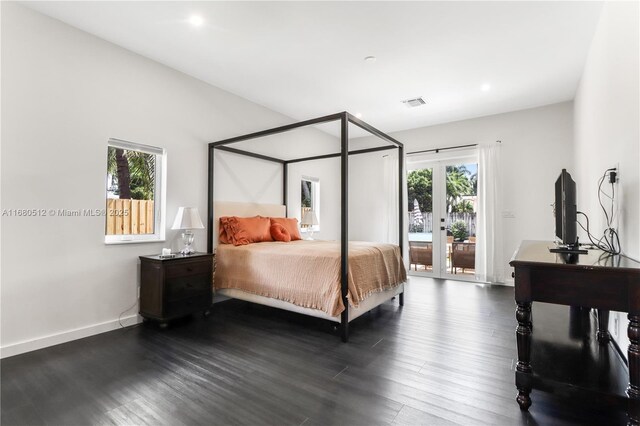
628;314;639;426
597;309;611;344
516;302;533;411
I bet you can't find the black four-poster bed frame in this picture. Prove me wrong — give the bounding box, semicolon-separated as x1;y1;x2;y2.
207;111;405;342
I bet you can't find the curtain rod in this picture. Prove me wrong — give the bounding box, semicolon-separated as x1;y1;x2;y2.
407;140;502;156
407;143;477;156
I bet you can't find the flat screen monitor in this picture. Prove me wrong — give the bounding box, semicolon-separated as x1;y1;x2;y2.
555;169;577;245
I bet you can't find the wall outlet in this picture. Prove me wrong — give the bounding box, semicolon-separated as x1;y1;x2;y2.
613;314;619;337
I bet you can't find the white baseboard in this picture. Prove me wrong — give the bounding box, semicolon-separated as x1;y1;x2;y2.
0;314;143;359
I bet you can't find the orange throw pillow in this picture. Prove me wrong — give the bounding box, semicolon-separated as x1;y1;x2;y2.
270;217;302;241
219;217;232;244
220;216;273;246
270;223;291;242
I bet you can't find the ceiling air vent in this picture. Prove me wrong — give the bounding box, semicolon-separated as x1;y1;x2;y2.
402;97;426;108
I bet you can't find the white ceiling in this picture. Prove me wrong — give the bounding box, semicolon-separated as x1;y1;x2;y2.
24;1;604;137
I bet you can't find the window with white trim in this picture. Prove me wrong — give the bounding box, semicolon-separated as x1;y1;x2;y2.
105;138;166;244
301;176;320;232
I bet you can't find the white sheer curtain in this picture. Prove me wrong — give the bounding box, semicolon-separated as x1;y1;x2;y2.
383;154;399;245
383;151;409;269
476;143;504;283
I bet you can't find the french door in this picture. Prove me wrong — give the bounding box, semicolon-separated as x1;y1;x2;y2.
407;153;478;280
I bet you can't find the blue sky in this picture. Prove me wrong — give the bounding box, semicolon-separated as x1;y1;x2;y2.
464;163;477;176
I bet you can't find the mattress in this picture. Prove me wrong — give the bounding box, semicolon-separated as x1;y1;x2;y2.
214;240;406;317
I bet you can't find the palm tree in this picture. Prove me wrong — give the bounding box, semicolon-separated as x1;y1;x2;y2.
446;166;473;212
408;166;475;213
127;151;155;200
470;172;478;195
301;180;312;208
107;147;155;200
453;200;474;213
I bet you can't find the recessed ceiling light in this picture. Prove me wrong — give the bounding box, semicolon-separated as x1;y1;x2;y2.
355;113;363;118
189;15;204;27
364;56;377;63
481;83;491;92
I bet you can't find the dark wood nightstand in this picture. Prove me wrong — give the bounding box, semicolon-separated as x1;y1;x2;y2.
139;252;214;327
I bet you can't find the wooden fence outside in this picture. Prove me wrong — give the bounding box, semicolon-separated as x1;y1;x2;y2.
106;199;154;235
300;206;312;228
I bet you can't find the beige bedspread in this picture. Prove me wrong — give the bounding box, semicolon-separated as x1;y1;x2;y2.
214;240;406;317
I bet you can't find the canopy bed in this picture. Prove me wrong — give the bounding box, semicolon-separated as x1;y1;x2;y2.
207;112;406;342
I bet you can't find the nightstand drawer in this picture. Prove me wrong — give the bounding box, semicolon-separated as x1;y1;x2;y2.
165;293;210;317
166;274;211;300
165;260;211;279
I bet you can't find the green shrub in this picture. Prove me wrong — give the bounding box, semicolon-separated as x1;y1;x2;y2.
451;221;469;241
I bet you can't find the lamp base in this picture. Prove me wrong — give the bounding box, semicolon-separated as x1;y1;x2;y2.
180;230;195;255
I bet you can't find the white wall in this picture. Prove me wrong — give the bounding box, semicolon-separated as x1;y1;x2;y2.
574;1;639;261
214;152;283;206
349;151;400;244
573;1;639;356
287;158;341;241
0;3;327;357
350;153;387;243
354;102;575;282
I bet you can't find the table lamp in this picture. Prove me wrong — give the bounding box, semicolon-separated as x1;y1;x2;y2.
171;207;205;254
301;210;319;240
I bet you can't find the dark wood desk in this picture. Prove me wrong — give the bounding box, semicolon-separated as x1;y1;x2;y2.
510;240;640;425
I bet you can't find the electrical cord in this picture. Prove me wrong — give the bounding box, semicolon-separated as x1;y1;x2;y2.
610;179;615;224
577;211;604;248
577;211;620;254
575;167;621;255
577;167;621;256
600;168;620;254
597;169;614;228
611;178;618;223
118;298;139;329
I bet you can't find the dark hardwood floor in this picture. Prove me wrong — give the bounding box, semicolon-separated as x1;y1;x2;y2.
1;277;628;425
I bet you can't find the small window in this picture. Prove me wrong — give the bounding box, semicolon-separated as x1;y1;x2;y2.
301;177;320;232
105;138;166;244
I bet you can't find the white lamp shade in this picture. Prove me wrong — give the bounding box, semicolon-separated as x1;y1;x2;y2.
171;207;205;230
301;210;319;226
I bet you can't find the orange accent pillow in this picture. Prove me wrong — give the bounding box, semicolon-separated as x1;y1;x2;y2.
220;216;273;246
218;219;230;244
270;223;291;242
270;217;302;241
